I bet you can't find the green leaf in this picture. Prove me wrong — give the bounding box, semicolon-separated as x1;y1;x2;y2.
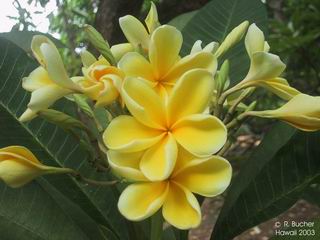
180;0;268;85
0;38;130;239
0;179;103;240
0;30;63;53
212;123;320;240
168;10;198;30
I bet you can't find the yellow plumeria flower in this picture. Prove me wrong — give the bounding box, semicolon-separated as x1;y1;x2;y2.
118;25;217;96
77;51;125;107
119;2;160;52
232;24;300;100
111;147;231;229
0;146;74;188
247;94;320;132
103;69;227;181
20;35;81;122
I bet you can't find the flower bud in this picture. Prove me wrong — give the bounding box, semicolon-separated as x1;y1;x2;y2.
0;146;74;188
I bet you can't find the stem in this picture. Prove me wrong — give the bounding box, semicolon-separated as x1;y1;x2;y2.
226;112;249;129
72;172;119;187
218;140;232;156
214;85;241;118
223;88;253;124
150;211;163;240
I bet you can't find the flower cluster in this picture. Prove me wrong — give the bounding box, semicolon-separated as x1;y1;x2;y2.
2;2;320;232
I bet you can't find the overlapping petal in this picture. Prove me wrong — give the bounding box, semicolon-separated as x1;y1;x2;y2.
22;67;52;91
107;150;147;181
140;133;177;181
118;52;154;81
162;182;201;229
172;114;227;157
163;52;217;84
119;15;150;50
149;25;182;79
121;77;166;129
168;69;214;124
173;156;232;197
118;182;168;221
103;115;164;152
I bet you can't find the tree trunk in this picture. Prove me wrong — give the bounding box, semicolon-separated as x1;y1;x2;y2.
94;0;144;45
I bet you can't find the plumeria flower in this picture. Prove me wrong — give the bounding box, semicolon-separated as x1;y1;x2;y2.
19;36;81;122
104;69;227;181
0;146;74;188
231;24;300;100
118;25;217;97
111;146;232;230
77;50;125;107
246;94;320;131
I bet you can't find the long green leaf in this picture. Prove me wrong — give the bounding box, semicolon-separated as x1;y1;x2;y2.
0;37;129;239
180;0;268;84
212;123;320;239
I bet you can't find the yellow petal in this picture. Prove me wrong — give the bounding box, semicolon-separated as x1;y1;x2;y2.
107;150;147;181
32;36;80;91
119;15;150;50
80;50;97;67
173;156;232;197
149;25;182;79
118;52;154;81
110;43;134;62
245;23;265;57
140;133;177;181
163;52;217;84
244;52;286;82
248;94;320;131
145;2;160;33
95;79;120;107
172;114;227;157
118;182;168;221
121;77;166;129
19;108;38;122
173;146;198;174
103;115;164;152
0;160;42;188
168;69;214;124
254;77;300;100
162;182;201;229
22;67;53;91
0;146;39;163
26;84;72;112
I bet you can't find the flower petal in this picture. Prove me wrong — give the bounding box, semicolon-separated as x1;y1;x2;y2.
118;182;168;221
95;79;120;107
0;146;39;163
162;182;201;229
33;36;80;91
173;156;232;197
168;69;214;124
254;77;300;100
244;52;286;82
80;50;96;68
122;77;166;129
111;43;134;62
103;115;164;152
118;52;154;81
172;114;227;157
20;85;72;122
145;2;160;33
0;160;42;188
22;67;53;91
149;25;182;79
107;150;147;181
119;15;150;50
140;133;177;181
163;52;217;84
245;23;265;57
